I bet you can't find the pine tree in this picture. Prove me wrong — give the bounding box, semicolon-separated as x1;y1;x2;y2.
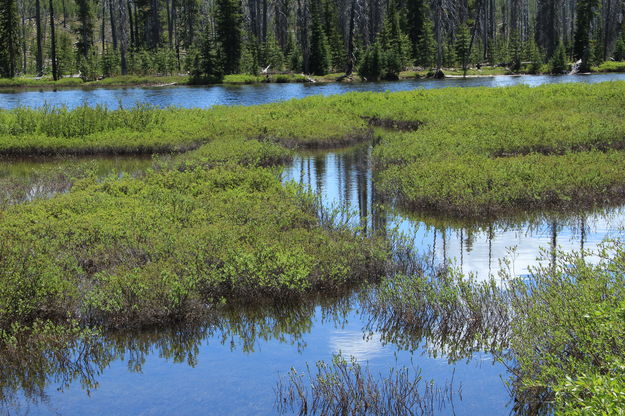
75;0;95;59
215;0;243;74
380;0;405;79
308;0;329;75
614;37;625;61
509;32;522;72
0;0;19;78
406;0;427;65
549;42;568;74
322;0;344;71
415;18;435;68
573;0;599;71
190;27;223;81
455;24;471;77
358;41;383;80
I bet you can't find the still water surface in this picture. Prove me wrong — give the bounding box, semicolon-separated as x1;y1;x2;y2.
1;73;625;110
2;75;625;415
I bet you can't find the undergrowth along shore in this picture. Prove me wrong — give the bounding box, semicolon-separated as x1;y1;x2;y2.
3;81;625;215
1;62;625;90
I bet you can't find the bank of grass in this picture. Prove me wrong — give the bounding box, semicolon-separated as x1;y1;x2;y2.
0;73;319;90
595;61;625;73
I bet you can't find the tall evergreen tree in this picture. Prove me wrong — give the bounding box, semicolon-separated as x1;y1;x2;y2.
573;0;599;71
380;0;405;78
0;0;19;78
75;0;95;58
322;0;344;71
308;0;329;75
455;24;471;77
216;0;243;74
406;0;428;64
190;27;223;81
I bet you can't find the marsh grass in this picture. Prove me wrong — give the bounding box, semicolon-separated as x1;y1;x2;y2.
4;82;625;214
275;353;459;416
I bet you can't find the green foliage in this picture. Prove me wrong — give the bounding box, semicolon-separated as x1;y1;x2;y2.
371;82;625;216
309;0;330;76
596;61;625;73
74;0;95;59
455;24;471;76
3;82;625;218
506;245;625;414
189;29;224;82
406;0;434;67
0;0;19;78
78;49;100;81
525;38;543;74
0;166;387;328
366;242;625;413
549;42;568;74
215;0;243;74
56;31;77;77
508;33;522;72
358;42;384;81
573;0;600;70
614;36;625;61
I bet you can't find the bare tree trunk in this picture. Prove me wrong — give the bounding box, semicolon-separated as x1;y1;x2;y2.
101;0;107;53
262;0;268;42
49;0;58;80
128;0;135;48
346;0;356;74
35;0;43;75
435;2;443;70
62;0;67;27
110;0;118;49
118;0;128;74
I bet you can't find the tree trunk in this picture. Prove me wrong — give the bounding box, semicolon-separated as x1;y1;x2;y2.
110;0;118;49
346;0;356;74
118;0;128;74
49;0;58;80
35;0;43;75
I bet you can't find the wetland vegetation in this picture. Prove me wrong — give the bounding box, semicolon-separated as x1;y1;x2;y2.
2;80;625;414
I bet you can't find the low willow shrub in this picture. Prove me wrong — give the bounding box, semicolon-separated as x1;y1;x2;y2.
0;167;387;329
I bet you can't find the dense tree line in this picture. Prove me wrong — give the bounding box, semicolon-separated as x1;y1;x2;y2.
1;0;624;80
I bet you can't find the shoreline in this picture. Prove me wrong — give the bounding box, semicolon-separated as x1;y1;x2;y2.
2;69;622;92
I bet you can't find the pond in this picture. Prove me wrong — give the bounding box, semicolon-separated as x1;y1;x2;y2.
2;75;624;415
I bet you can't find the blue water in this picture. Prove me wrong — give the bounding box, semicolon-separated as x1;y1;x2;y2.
1;73;625;109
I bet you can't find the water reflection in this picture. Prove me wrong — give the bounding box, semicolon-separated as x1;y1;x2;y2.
0;293;509;415
0;155;154;206
283;145;625;279
2;73;625;110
